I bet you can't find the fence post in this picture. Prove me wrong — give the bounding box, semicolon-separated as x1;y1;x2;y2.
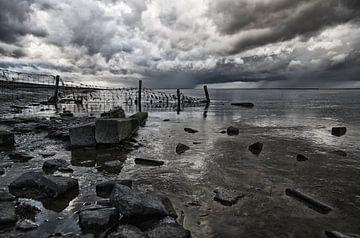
203;85;210;103
138;80;142;112
177;88;181;114
53;75;60;104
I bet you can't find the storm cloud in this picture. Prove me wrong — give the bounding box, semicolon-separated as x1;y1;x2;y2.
0;0;359;88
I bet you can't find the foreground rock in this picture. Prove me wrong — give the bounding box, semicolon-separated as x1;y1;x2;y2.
213;188;245;206
331;127;347;137
16;219;39;231
248;142;263;155
135;158;164;166
70;123;96;147
176;143;190;155
8;151;34;162
110;184;177;219
101;107;125;119
226;126;239;135
0;130;15;146
184;128;198;134
0;202;17;225
296;154;308;162
9;171;79;200
95;118;139;144
43;159;71;174
96;180;133;198
78;207;119;232
230;102;254;108
109;225;147;238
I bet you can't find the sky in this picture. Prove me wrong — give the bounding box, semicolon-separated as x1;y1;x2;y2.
0;0;359;88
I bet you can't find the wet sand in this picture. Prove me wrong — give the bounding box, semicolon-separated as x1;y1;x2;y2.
0;88;360;237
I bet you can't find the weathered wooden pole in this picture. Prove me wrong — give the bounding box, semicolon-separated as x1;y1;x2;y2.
203;85;210;102
53;75;60;103
138;80;142;112
177;89;181;114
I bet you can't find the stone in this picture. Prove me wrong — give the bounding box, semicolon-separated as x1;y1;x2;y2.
176;143;190;155
78;207;119;231
0;189;15;202
16;219;39;231
9;171;79;200
110;184;177;219
95;118;139;144
0;202;17;225
96;180;133;198
147;223;191;238
130;112;149;125
40;152;56;158
230;102;254;108
109;225;148;238
213;188;245;206
15;200;41;220
331;127;347;137
331;150;347;157
226;126;239;135
296;154;308;162
135;158;164;166
248;142;263;155
8;151;34;162
163;119;170;122
101;107;126;119
43;159;71;174
70;123;96;147
101;160;124;174
0;131;15;146
184;128;198;133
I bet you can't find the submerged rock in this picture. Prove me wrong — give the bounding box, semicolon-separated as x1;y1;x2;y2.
8;151;34;162
0;202;17;225
78;207;119;231
135;158;165;166
226;126;239;135
296;154;308;162
0;130;15;146
16;219;39;231
213;188;245;206
43;159;71;173
230;102;254;108
9;171;79;200
248;142;263;155
147;223;191;238
96;180;133;198
110;184;177;219
184;128;198;134
109;225;147;238
176;143;190;155
331;127;347;137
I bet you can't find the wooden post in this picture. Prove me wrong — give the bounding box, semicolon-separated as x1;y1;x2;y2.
54;75;60;103
203;85;210;102
138;80;142;112
177;89;181;114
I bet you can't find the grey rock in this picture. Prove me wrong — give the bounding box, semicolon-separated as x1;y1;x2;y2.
331;127;347;137
8;151;34;162
78;207;119;231
101;160;123;174
40;152;56;158
147;223;191;238
248;142;263;155
96;180;133;198
109;225;148;238
43;159;70;173
16;219;39;231
213;188;245;206
110;185;177;219
0;202;17;225
0;130;15;146
226;126;239;135
184;128;198;134
135;158;164;166
176;143;190;155
296;154;308;162
230;102;254;108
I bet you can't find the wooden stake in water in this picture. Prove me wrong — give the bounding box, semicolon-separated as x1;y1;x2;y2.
177;88;181;114
204;85;210;102
54;75;60;103
138;80;142;112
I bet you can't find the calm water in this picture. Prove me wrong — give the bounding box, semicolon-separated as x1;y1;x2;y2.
1;89;360;238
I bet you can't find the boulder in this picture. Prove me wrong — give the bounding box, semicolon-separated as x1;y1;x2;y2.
296;154;308;162
78;207;119;231
248;142;263;155
213;188;245;206
8;151;34;162
130;112;149;125
0;131;15;146
331;127;347;137
135;158;164;166
226;126;239;135
16;219;39;231
184;128;198;134
110;184;177;219
95;118;139;144
101;107;125;119
0;202;17;225
176;143;190;155
230;102;254;108
147;223;191;238
70;123;96;147
9;171;79;200
43;159;71;174
96;180;133;198
109;225;148;238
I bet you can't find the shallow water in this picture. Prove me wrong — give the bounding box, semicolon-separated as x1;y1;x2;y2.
1;89;360;237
